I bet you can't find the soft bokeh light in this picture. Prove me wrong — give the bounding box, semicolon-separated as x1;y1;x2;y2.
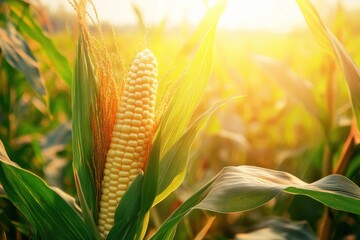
41;0;360;32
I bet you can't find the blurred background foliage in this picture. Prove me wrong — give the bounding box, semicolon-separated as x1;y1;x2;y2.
1;0;360;239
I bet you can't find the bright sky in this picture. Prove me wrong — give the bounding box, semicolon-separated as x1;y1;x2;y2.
43;0;360;32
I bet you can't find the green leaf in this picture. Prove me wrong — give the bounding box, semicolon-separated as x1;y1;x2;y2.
154;97;240;206
284;174;360;214
151;180;213;239
254;56;324;126
72;34;97;221
174;0;227;63
151;166;360;239
159;0;226;156
0;22;46;97
8;0;72;85
0;140;91;240
50;186;81;214
295;0;360;131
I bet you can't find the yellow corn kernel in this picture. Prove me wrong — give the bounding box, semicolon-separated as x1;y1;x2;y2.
98;49;158;238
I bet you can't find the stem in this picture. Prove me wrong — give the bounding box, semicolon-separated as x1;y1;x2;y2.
319;208;333;240
334;121;356;174
1;61;12;146
319;143;333;240
319;120;358;239
319;57;337;239
326;60;337;130
321;143;332;178
334;134;355;174
321;56;337;177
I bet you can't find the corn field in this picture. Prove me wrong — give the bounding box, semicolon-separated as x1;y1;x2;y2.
1;0;360;239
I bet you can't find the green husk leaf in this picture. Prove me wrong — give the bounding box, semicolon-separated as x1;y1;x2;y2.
74;172;101;240
151;165;360;239
154;97;240;206
159;0;226;156
0;140;91;240
107;172;144;240
72;34;97;220
296;0;360;131
8;0;72;85
141;133;160;215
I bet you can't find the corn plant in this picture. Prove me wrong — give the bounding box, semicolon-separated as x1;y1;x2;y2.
0;1;73;237
1;0;360;239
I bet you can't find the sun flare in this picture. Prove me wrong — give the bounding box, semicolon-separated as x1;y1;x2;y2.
70;0;306;32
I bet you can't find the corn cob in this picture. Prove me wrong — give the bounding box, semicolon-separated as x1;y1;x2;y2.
98;49;158;238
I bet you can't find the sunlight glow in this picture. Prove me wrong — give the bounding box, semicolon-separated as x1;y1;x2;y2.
217;0;305;31
88;0;305;32
42;0;360;32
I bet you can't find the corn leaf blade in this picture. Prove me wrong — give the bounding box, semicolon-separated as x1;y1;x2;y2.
296;0;360;130
254;55;324;126
131;3;145;33
235;218;316;240
175;0;226;61
8;0;72;85
159;1;225;156
151;166;360;239
0;141;91;239
151;180;214;240
0;22;46;97
154;97;240;206
156;0;226;104
284;174;360;212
